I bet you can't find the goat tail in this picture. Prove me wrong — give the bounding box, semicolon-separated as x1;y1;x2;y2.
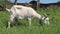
6;8;11;12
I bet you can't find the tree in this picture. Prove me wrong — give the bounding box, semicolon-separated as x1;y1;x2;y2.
3;0;7;10
14;0;17;5
37;0;40;9
57;1;60;3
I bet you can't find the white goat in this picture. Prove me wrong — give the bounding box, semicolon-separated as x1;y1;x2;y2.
6;5;49;28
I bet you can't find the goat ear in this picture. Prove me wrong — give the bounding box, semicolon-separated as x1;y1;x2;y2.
43;13;48;18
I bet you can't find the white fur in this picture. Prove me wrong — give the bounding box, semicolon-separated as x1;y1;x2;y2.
40;16;49;24
6;5;49;28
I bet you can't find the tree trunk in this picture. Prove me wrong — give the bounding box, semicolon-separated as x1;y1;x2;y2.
33;0;35;1
3;0;7;10
37;0;40;9
14;0;17;5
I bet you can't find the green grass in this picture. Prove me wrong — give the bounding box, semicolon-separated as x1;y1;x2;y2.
0;8;60;34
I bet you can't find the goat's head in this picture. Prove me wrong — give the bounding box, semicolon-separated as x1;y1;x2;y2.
39;13;49;25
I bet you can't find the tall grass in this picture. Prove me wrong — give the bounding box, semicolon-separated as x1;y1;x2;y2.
0;8;60;34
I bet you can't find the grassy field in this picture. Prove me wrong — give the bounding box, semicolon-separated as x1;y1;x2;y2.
0;8;60;34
